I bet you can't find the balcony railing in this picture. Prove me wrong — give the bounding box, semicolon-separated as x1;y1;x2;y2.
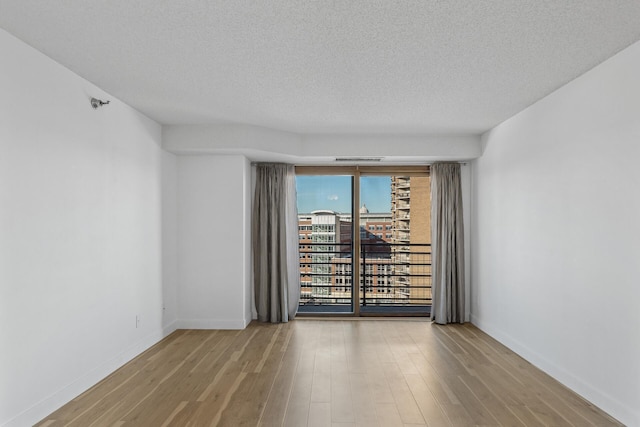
298;242;432;311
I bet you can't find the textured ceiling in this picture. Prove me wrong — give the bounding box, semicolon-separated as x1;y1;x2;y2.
2;1;640;134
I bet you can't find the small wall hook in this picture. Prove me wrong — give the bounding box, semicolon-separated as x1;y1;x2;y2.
90;97;110;109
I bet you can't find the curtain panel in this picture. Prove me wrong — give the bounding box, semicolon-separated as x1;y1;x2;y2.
430;163;465;324
252;163;300;323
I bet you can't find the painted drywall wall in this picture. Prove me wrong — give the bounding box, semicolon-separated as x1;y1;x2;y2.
176;155;252;329
0;29;172;426
163;124;482;163
300;134;481;160
162;151;179;331
164;124;302;156
471;40;640;425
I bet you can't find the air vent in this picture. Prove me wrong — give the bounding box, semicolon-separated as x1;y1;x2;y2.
335;157;383;162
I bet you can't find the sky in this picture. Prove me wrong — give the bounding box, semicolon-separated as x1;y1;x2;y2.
296;175;391;214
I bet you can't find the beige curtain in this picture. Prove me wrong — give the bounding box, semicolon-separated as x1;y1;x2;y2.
252;163;300;323
430;163;465;324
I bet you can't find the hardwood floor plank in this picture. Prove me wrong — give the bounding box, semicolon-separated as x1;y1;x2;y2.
526;399;574;427
403;373;451;427
381;362;426;425
442;375;500;426
309;402;332;427
375;402;405;427
330;365;354;423
259;348;301;425
349;372;379;426
282;370;312;427
438;402;476;427
471;363;530;407
311;346;332;403
406;352;461;406
506;404;547;427
457;374;526;426
159;401;188;427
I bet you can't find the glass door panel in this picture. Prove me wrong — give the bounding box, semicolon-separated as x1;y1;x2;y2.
296;175;353;313
359;175;432;315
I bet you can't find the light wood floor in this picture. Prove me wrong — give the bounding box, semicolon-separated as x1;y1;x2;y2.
37;320;622;427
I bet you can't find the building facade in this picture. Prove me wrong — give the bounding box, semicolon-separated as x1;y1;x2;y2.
390;176;431;304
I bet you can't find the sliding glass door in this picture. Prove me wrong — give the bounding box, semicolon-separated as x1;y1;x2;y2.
296;175;354;313
359;175;432;314
296;167;431;316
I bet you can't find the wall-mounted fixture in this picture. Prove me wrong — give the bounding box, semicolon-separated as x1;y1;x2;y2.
90;97;110;109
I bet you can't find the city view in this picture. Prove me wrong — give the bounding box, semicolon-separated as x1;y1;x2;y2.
296;175;432;314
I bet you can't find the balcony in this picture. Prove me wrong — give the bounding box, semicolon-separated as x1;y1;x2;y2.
394;179;410;189
298;242;432;314
395;231;410;242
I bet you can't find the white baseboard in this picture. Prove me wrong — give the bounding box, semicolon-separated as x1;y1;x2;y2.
1;326;176;427
470;314;638;427
176;318;249;330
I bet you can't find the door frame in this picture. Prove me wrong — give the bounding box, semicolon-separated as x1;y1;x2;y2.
295;165;430;317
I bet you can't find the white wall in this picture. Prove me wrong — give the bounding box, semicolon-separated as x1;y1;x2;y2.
163;124;482;164
0;29;175;426
460;164;472;322
471;40;640;426
162;151;179;331
176;155;252;329
300;134;481;161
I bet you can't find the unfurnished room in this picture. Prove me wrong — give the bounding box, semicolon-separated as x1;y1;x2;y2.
1;1;639;426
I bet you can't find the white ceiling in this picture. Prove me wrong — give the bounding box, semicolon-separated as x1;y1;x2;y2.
2;1;640;135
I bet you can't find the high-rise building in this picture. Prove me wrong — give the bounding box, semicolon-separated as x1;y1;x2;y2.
298;210;393;305
390;176;431;304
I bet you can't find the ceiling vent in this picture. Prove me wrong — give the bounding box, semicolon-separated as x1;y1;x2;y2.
335;157;383;162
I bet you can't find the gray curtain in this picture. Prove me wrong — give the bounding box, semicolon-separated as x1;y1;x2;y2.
430;163;465;324
252;163;300;323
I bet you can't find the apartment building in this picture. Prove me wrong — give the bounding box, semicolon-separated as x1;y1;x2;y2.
298;210;395;307
390;176;432;304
